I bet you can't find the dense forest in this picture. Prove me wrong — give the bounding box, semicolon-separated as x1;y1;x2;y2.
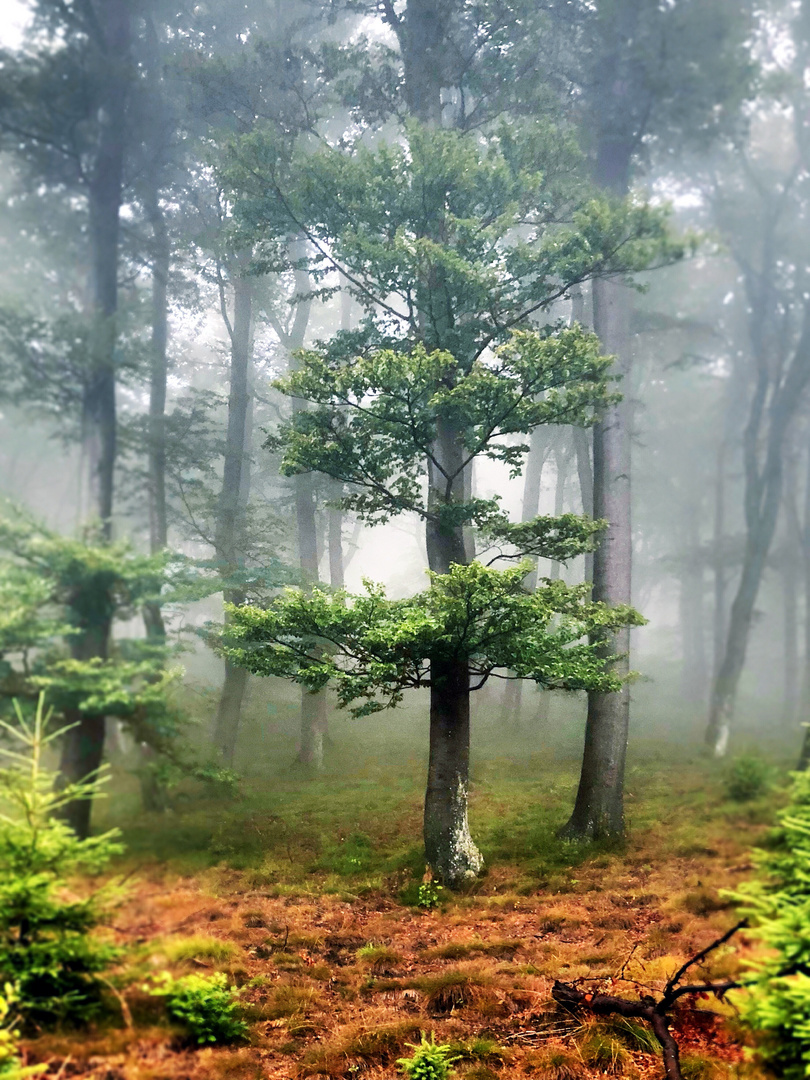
2;1;810;1078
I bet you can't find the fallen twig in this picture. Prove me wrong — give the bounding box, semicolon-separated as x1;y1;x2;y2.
552;919;749;1080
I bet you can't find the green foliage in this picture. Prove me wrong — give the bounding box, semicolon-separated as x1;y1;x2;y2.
724;755;771;802
417;881;443;910
0;984;45;1080
732;771;810;1077
145;971;248;1046
0;697;123;1024
269;330;616;527
397;1033;459;1080
223;562;643;717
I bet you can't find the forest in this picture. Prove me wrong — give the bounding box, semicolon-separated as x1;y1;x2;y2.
2;0;810;1078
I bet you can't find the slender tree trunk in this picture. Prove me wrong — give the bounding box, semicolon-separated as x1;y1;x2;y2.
213;273;253;766
502;427;548;727
549;443;568;581
328;492;345;590
143;184;169;639
282;254;329;772
562;271;633;839
59;0;130;837
712;441;728;685
782;450;801;729
707;306;810;755
679;501;708;705
574;426;594;583
801;434;810;728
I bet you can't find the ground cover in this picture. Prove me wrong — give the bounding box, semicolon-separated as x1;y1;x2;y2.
17;745;780;1080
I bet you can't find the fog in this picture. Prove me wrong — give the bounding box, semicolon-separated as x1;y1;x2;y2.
0;0;805;823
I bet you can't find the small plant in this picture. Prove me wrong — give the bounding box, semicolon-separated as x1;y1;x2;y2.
398;1033;459;1080
0;984;45;1079
145;971;247;1045
724;755;771;802
418;880;443;910
0;696;123;1025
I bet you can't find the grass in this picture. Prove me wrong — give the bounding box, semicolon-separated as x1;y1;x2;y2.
20;705;788;1080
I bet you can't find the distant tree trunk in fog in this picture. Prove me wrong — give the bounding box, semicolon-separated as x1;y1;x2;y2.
571;287;595;583
679;500;708;705
502;426;548;728
549;442;568;581
59;0;131;839
801;435;810;731
213;272;254;767
707;305;810;757
143;184;169;639
281;254;329;772
712;441;728;685
139;182;171;812
782;449;801;729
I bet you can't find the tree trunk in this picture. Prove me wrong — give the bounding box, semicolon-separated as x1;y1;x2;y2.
502;426;548;727
679;500;708;705
801;434;810;724
59;0;130;836
549;441;568;581
213;273;253;766
562;270;633;840
707;306;810;755
782;450;801;729
143;183;169;640
712;441;728;686
424;415;484;886
574;426;594;583
328;492;345;590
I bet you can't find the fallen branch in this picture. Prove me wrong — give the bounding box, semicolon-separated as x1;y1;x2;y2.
551;919;749;1080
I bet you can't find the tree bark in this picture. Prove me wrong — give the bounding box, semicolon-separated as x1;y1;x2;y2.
424;415;484;886
59;0;131;836
213;272;254;766
679;500;708;705
502;426;548;727
782;449;801;729
707;305;810;755
143;183;170;641
562;270;633;839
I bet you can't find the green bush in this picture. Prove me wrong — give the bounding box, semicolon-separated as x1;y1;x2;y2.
725;755;771;802
732;770;810;1077
145;972;248;1045
0;697;122;1025
397;1033;459;1080
417;881;443;910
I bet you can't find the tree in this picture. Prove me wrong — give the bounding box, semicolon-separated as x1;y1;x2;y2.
221;117;678;883
552;0;753;834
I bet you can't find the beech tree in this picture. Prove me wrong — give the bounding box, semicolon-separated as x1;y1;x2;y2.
219;118;681;884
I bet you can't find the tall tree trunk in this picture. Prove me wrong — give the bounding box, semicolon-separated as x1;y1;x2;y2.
502;427;548;727
213;273;254;766
707;306;810;755
712;441;728;685
424;415;484;886
679;500;708;705
59;0;130;837
801;434;810;725
281;254;329;772
562;271;633;839
143;184;169;639
549;442;568;581
782;449;801;729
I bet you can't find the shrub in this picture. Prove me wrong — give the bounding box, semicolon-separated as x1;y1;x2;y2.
725;755;771;802
398;1033;459;1080
0;697;123;1025
418;880;443;910
145;971;247;1045
732;770;810;1077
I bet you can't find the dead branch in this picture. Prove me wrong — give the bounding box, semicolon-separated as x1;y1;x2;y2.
551;919;749;1080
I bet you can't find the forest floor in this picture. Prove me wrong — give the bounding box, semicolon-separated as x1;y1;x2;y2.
20;740;782;1080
